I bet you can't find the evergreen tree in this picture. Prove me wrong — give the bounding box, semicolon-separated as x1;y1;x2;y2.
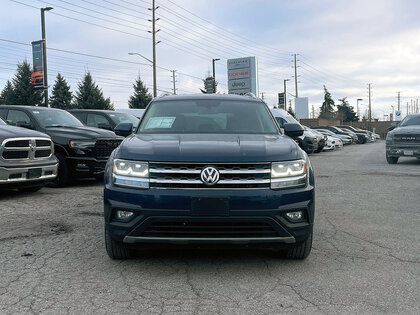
336;97;358;122
11;61;43;106
49;73;73;109
128;76;152;109
287;103;296;118
319;85;335;119
0;80;15;104
73;72;113;110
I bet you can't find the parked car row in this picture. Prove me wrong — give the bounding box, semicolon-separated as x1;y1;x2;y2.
0;106;143;190
270;109;377;155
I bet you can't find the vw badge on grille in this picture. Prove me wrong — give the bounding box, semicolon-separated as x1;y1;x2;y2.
200;166;220;185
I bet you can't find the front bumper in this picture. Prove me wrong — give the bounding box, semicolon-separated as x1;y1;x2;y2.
0;162;58;188
104;184;315;246
386;145;420;157
66;156;109;176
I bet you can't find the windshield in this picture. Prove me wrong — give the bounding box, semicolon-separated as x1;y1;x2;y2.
400;115;420;127
138;100;278;134
32;109;84;128
319;129;335;136
108;112;139;126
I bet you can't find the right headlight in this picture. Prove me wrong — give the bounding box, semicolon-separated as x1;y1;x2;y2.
112;159;149;188
271;160;307;189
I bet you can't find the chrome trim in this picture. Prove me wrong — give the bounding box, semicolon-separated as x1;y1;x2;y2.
271;174;307;183
0;137;53;161
149;168;270;174
0;163;58;183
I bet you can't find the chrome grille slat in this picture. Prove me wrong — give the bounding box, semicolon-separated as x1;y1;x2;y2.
149;162;271;189
1;137;53;161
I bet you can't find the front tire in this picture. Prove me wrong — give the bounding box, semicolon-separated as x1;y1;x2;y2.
286;232;312;260
105;226;131;259
386;155;399;164
49;153;69;187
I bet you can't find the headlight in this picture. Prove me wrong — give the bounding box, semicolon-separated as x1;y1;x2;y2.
112;159;149;188
386;133;393;145
69;140;96;149
271;160;307;189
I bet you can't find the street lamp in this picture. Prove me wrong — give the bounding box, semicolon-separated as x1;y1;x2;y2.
212;58;220;93
128;52;155;96
391;105;394;121
283;79;290;110
356;98;363;120
41;6;53;107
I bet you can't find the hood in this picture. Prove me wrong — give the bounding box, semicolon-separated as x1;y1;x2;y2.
43;126;119;140
116;133;302;162
0;125;50;143
392;125;420;134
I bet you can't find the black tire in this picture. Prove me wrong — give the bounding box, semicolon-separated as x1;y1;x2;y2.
18;186;43;193
105;226;131;259
314;146;324;153
286;232;312;260
386;155;399;164
49;152;69;187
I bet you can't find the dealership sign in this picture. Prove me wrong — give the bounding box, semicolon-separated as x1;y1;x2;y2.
227;57;258;96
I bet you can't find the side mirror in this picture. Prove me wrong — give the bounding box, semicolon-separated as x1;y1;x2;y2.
388;122;399;131
284;123;304;139
114;123;133;137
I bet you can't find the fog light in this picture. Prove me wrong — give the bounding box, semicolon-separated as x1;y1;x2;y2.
286;211;303;221
116;210;134;220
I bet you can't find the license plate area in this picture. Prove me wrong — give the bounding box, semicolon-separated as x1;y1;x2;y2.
404;150;414;156
27;168;42;179
191;197;229;216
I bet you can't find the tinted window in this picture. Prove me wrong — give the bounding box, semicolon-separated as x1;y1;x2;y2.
6;110;32;126
400;115;420;127
32;109;84;128
87;113;111;128
138;100;278;134
108;112;139;126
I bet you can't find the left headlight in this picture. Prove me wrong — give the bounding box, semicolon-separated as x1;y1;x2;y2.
69;140;96;149
271;160;307;189
112;159;149;188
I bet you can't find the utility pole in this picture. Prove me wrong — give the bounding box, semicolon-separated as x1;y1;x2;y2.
212;58;220;93
261;92;264;100
41;7;53;107
367;83;372;131
357;98;363;120
312;105;315;119
283;79;289;110
293;54;299;98
407;102;409;115
397;91;400;111
417;98;419;113
148;0;160;97
171;70;177;95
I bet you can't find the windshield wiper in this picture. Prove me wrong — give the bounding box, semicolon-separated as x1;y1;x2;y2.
45;125;68;128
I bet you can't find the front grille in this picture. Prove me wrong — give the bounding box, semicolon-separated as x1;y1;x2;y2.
149;162;271;189
141;220;279;238
94;139;122;159
1;138;52;161
394;134;420;144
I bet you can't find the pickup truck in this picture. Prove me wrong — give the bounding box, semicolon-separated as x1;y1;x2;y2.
386;113;420;163
0;106;122;186
104;94;315;260
0;117;57;191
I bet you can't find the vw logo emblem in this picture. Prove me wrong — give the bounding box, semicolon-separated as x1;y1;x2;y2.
200;166;220;185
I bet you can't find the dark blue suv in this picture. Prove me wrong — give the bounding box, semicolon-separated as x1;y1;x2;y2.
104;94;315;259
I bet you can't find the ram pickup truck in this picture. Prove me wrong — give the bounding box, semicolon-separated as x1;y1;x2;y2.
386;113;420;163
0;106;122;186
104;94;315;260
0;117;57;191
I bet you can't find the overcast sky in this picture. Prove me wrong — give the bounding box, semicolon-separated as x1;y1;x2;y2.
1;0;419;119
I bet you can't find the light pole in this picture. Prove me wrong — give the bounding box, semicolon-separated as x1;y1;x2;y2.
212;58;220;93
391;105;394;121
128;52;154;94
283;79;290;110
41;6;53;107
356;98;363;120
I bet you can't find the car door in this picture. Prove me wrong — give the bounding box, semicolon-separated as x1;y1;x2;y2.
86;113;113;130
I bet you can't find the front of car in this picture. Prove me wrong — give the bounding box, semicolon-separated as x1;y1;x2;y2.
386;114;420;164
104;94;315;260
0;118;57;190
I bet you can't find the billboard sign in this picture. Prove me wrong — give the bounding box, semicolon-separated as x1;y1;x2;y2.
295;97;309;119
31;40;44;89
227;57;258;96
278;92;285;109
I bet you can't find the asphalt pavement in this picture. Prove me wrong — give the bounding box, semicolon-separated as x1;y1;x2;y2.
0;141;419;314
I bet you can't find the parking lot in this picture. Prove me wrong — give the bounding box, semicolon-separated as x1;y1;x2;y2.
0;141;419;314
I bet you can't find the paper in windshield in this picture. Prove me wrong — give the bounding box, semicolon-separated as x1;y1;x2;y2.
144;117;176;129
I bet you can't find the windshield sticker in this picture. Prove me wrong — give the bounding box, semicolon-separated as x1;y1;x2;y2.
32;111;40;114
145;117;176;129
